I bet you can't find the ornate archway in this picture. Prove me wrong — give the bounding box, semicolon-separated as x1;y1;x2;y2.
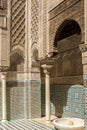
49;19;84;118
52;19;83;78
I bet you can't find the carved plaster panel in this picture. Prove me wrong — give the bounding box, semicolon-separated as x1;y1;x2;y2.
31;0;39;66
38;0;49;58
31;0;39;44
10;0;25;50
49;0;64;10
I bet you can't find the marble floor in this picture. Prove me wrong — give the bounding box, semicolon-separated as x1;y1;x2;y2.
0;119;55;130
34;115;57;128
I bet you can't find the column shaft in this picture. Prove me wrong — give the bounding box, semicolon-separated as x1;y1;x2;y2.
41;64;53;122
45;73;50;121
2;73;7;122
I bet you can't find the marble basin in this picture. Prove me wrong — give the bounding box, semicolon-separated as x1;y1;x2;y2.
53;118;84;130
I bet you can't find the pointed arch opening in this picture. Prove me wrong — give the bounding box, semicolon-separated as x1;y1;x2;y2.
52;19;83;77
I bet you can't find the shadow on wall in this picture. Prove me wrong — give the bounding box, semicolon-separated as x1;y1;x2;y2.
41;84;84;119
50;85;69;118
50;85;84;119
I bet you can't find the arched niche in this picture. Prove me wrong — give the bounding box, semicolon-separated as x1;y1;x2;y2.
54;19;82;46
10;49;24;71
31;42;38;62
54;19;83;77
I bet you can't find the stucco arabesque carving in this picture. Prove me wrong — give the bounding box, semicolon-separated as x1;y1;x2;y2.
79;43;87;53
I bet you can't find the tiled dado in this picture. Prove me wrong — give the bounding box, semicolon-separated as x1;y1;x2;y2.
84;88;87;114
41;84;85;118
0;79;41;120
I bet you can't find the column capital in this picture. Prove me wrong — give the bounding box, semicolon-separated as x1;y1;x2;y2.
2;72;7;75
43;69;50;75
1;72;7;80
41;64;53;74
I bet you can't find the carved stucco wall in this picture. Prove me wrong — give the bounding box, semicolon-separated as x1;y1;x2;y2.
0;0;7;33
10;0;25;59
38;0;49;59
49;0;64;10
31;0;39;61
49;0;84;53
42;0;49;56
0;0;7;10
31;0;38;45
31;0;49;59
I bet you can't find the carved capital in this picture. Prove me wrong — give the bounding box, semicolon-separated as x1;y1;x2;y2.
0;66;9;72
79;44;87;53
1;72;7;80
41;64;53;75
43;69;50;76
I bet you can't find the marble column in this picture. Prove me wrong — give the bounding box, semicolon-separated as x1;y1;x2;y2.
1;72;7;122
41;64;53;123
79;43;87;130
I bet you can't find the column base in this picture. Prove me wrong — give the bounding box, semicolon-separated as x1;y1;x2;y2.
1;119;8;123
